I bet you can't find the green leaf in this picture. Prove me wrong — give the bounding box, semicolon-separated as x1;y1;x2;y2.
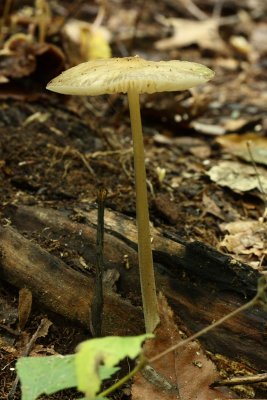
16;353;119;400
75;334;152;398
16;334;152;400
99;365;120;380
17;354;77;400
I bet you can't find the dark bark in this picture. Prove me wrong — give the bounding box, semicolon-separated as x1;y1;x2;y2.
0;223;142;336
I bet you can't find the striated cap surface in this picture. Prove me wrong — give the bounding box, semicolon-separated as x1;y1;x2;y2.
46;56;214;95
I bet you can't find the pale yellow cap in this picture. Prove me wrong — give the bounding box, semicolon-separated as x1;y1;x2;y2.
46;56;214;95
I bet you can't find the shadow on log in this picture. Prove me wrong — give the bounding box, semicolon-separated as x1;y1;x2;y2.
0;204;266;370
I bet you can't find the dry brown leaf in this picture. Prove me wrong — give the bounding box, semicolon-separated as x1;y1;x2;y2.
202;192;225;220
250;23;267;55
222;119;251;132
216;133;267;166
189;144;211;159
132;294;236;400
29;344;58;357
219;220;267;265
206;160;267;194
0;33;65;100
18;288;32;331
35;318;52;339
0;34;65;82
107;9;138;40
155;17;228;53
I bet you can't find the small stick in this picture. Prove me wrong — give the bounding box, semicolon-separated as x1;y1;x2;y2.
246;141;267;220
8;318;51;400
179;0;207;20
211;372;267;388
90;188;107;337
0;0;14;40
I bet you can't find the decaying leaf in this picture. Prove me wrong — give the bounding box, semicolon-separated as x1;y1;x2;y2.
216;133;267;166
219;220;267;264
222;118;252;132
155;16;228;53
107;9;138;40
64;19;111;62
132;294;235;400
34;318;52;340
207;160;267;194
250;22;267;55
202;192;225;220
0;34;64;80
0;33;65;87
18;287;32;331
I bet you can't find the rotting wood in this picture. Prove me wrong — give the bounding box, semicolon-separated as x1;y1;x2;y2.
1;204;266;370
0;225;143;336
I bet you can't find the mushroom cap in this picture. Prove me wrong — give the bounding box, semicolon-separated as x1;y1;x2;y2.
46;56;214;95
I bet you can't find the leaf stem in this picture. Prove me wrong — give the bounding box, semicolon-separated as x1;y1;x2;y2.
98;355;147;398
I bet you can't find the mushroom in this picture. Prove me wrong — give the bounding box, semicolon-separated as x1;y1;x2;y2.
46;56;214;333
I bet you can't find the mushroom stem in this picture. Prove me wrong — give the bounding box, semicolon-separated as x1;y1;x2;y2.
127;88;159;333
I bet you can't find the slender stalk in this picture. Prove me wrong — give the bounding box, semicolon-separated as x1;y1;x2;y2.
127;89;159;333
99;355;146;398
0;0;13;40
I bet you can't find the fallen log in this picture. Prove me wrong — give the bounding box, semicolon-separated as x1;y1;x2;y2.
1;204;266;370
0;225;143;336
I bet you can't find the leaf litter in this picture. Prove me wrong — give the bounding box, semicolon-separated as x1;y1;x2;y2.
132;294;237;400
0;0;267;398
216;133;267;166
219;220;267;268
206;160;267;195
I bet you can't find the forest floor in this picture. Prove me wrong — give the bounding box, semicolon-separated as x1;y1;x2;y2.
0;0;266;399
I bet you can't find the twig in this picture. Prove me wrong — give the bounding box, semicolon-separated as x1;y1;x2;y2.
0;0;14;40
86;148;132;159
246;141;267;220
8;318;52;400
47;143;95;176
211;372;267;388
212;0;224;19
0;323;20;336
99;354;147;398
179;0;207;20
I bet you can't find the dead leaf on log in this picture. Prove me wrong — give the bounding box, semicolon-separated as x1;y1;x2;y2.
132;294;236;400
